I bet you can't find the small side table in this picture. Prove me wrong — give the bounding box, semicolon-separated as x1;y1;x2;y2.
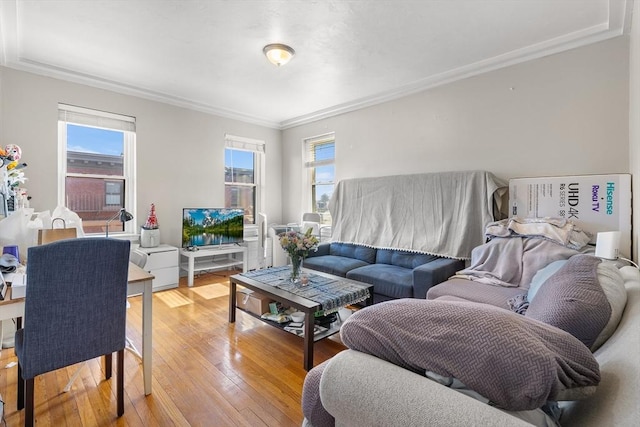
135;244;179;292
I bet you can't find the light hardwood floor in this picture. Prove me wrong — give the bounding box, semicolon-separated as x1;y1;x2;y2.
0;270;346;426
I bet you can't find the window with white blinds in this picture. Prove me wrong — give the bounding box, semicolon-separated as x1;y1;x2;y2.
304;133;335;224
58;104;136;235
224;134;265;224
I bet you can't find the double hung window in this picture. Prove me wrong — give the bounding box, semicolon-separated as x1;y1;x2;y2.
224;134;265;224
304;133;335;225
58;104;136;235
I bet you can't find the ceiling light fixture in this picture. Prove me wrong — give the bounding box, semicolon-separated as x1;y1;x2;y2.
263;43;295;67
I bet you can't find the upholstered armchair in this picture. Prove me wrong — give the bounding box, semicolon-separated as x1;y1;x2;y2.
14;238;131;426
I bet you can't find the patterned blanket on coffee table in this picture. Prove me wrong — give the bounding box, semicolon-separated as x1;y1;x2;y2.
241;266;370;313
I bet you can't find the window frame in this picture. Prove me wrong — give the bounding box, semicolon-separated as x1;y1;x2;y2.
303;132;335;224
224;134;265;225
57;104;137;236
105;180;124;206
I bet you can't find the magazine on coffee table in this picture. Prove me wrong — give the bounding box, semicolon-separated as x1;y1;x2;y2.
283;324;328;337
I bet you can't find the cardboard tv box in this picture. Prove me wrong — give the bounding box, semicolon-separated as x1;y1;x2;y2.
236;287;272;316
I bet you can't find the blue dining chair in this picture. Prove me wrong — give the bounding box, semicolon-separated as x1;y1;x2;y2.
62;247;146;393
14;238;130;426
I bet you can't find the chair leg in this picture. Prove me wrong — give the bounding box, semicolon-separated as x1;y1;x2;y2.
117;349;124;417
105;353;112;379
17;362;24;410
25;378;35;427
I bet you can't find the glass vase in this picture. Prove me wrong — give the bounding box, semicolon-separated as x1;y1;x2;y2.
290;254;303;283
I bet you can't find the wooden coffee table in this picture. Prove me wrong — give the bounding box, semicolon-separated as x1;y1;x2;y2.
228;267;373;370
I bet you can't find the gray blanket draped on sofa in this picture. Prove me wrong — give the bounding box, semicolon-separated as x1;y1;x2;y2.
329;170;507;260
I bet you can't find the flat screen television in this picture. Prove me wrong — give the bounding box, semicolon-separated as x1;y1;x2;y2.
182;208;244;248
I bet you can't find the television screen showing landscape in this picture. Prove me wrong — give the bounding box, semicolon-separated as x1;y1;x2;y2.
182;208;244;247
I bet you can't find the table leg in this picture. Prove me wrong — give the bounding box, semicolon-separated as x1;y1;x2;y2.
303;310;315;371
188;254;195;287
229;279;237;323
142;281;153;395
242;249;247;272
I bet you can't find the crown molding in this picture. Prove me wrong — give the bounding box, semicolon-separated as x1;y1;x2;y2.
1;56;283;129
281;19;627;129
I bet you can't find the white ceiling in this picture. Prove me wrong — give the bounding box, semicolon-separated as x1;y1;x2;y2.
0;0;634;129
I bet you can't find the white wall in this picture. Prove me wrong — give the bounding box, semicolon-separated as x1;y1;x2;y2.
282;37;630;224
0;35;633;253
0;67;283;248
629;0;640;261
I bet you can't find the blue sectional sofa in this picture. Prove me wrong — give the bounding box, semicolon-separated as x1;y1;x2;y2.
304;242;464;304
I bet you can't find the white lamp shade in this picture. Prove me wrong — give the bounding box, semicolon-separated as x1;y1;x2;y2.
595;231;621;260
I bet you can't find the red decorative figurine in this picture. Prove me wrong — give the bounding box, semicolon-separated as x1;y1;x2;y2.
140;203;160;247
143;203;159;229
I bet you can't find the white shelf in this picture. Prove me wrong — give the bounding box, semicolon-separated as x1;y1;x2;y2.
190;257;243;272
180;246;247;286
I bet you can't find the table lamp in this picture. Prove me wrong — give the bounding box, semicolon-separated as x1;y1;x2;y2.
105;208;133;237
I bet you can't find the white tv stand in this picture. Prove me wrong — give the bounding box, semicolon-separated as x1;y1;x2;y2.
180;245;247;287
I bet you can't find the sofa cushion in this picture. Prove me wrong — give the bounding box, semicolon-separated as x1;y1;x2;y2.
427;278;526;309
309;242;330;257
376;249;438;269
527;259;567;302
590;261;627;350
301;359;334;427
526;256;627;352
330;243;377;264
525;255;611;349
347;264;414;299
341;298;600;411
303;255;370;278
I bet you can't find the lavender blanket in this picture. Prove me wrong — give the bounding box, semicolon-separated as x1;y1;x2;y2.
340;299;600;411
454;237;581;288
